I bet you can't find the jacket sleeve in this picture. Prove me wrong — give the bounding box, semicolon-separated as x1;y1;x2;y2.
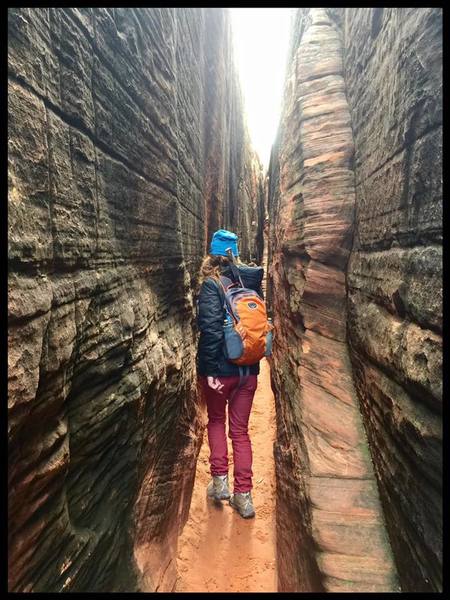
197;278;224;374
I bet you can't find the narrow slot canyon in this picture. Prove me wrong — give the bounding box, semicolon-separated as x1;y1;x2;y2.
8;7;442;594
176;358;277;592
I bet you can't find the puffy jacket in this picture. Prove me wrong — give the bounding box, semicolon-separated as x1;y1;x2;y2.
196;264;264;377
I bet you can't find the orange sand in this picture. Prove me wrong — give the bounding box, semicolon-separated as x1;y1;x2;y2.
175;358;277;592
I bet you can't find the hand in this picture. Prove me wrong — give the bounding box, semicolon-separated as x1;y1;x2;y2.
207;376;224;394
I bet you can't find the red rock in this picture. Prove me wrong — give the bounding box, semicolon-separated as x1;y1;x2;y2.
268;8;399;592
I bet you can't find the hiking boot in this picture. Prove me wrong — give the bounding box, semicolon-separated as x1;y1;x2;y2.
229;491;255;518
207;474;231;501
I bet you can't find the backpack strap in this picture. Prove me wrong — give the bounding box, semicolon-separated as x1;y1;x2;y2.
218;275;236;292
218;275;240;312
230;263;245;288
213;274;242;321
225;249;245;288
213;276;233;320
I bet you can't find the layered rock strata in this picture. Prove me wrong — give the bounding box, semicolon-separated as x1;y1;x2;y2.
268;6;442;592
341;7;442;592
8;7;263;592
201;9;264;263
268;8;399;592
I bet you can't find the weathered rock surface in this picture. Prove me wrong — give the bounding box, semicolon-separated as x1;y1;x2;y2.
268;6;442;593
201;8;264;265
267;8;399;592
342;7;442;592
8;7;263;592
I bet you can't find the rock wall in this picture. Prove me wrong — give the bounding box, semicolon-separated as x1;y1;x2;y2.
8;7;263;592
201;9;264;263
267;8;398;592
342;7;442;592
267;6;442;592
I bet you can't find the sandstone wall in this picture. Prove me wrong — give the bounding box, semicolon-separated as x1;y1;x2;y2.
267;8;398;592
267;6;442;592
201;9;264;263
341;7;442;592
8;7;263;592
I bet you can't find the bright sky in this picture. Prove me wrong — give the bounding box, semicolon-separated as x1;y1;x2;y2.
230;8;294;170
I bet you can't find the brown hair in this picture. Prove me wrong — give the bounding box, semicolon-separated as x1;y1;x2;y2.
198;254;243;285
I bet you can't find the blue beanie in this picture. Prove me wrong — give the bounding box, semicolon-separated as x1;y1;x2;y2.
210;229;239;257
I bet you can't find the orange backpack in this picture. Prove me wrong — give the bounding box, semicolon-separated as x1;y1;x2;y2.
219;273;273;365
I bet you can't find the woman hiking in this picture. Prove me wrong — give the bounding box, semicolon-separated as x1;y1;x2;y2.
196;229;266;519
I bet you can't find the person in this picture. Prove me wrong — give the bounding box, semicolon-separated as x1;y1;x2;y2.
196;229;264;519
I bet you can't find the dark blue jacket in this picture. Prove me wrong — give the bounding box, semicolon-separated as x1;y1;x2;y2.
196;264;264;377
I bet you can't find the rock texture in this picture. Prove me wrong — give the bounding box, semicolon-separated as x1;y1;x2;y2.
268;6;442;593
341;7;443;592
8;7;263;592
268;7;398;592
201;9;264;264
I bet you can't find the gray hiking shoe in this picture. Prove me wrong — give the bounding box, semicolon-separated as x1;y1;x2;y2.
207;474;231;501
229;491;255;518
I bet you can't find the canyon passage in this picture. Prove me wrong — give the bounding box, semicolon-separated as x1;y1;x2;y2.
8;7;442;593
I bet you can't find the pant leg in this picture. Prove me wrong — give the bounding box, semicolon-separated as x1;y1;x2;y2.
228;375;258;493
200;376;239;477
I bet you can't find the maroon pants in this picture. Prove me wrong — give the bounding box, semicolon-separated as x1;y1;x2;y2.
200;375;258;493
